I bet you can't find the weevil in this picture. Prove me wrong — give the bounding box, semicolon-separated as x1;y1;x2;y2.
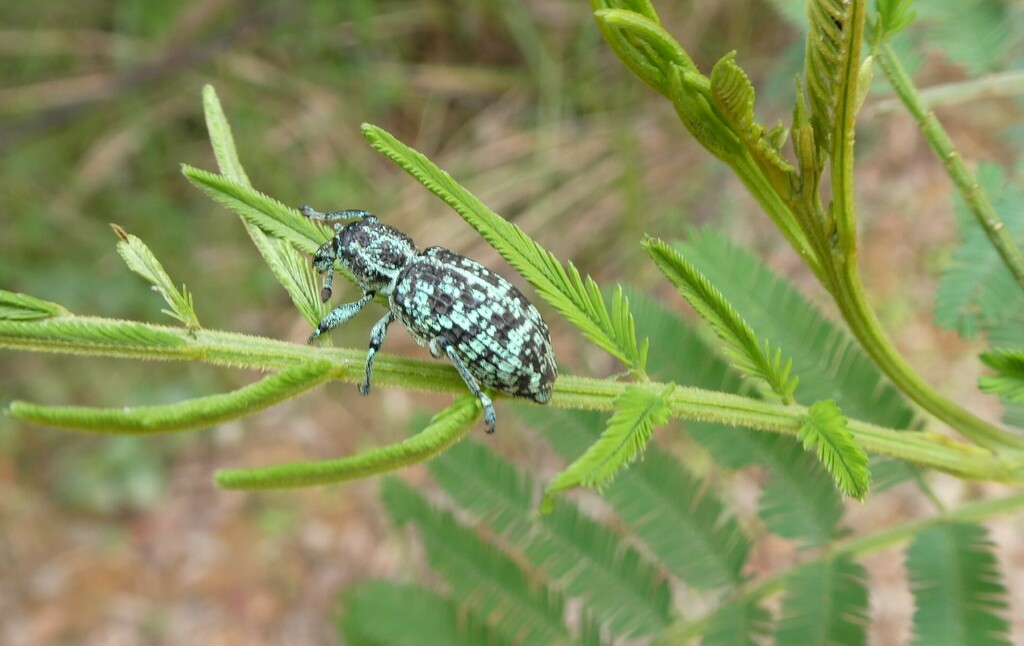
301;205;557;433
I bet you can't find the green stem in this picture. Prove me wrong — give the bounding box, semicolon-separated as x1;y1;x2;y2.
5;316;1024;482
660;489;1024;644
829;0;867;257
815;24;1024;451
730;153;826;283
870;69;1024;116
828;288;1017;447
830;237;1024;451
874;42;1024;291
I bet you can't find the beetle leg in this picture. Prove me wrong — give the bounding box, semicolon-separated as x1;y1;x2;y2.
360;311;395;395
320;265;335;302
308;292;375;344
438;338;496;434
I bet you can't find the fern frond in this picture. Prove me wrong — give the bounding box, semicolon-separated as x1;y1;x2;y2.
591;5;698;98
0;290;70;321
918;1;1017;75
9;361;332;434
362;124;646;375
798;400;870;499
876;0;916;39
701;598;773;646
338;581;508;646
215;395;479;489
758;433;844;547
201;84;251;186
542;383;674;510
676;229;919;429
906;522;1012;645
710;52;798;194
934;163;1024;339
983;318;1024;428
0;317;186;354
182;166;325;254
199;85;327;328
775;556;870;646
111;224;201;331
521;407;751;590
804;0;853;155
979;349;1024;403
644;236;799;402
381;478;574;646
429;439;672;638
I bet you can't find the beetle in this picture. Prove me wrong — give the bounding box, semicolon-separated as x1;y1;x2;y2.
300;205;557;433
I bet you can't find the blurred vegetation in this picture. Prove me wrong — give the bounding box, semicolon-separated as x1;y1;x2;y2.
2;0;1024;643
0;0;804;512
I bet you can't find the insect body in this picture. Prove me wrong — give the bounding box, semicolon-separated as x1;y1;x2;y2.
301;205;557;433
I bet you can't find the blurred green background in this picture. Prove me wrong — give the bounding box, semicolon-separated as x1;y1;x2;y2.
2;0;1022;643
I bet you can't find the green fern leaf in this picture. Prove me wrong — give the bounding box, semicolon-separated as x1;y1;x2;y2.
9;361;333;435
215;395;479;489
918;0;1018;75
979;349;1024;402
381;478;574;646
591;6;698;98
199;86;327;328
775;556;870;646
362;124;646;375
429;439;671;638
759;433;844;546
0;290;70;321
701;598;773;646
111;224;201;330
618;289;848;548
798;400;870;499
201;85;251;186
804;0;853;155
0;318;186;353
644;236;799;402
258;237;330;328
522;407;751;590
338;581;509;646
907;522;1012;646
182;165;325;254
710;52;797;194
983;318;1024;429
676;230;919;429
934;163;1024;339
876;0;917;39
543;383;674;511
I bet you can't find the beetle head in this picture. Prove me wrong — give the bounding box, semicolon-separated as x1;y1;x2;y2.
326;219;418;297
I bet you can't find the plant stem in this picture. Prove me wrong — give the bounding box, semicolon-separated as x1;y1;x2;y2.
829;263;1024;450
814;29;1024;451
829;0;867;257
5;316;1024;482
875;42;1024;291
869;69;1024;116
729;152;827;283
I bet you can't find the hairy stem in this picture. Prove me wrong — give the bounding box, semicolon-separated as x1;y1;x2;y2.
4;316;1023;482
874;42;1024;291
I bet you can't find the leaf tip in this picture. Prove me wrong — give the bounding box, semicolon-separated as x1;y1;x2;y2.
110;223;130;243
